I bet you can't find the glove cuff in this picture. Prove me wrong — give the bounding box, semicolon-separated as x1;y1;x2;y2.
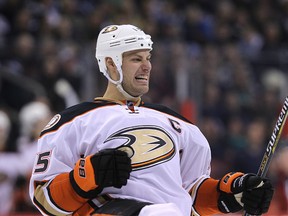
218;192;243;213
69;170;103;199
69;156;103;199
218;172;244;193
217;172;245;213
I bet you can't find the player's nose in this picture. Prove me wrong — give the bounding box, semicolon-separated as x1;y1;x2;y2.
141;60;151;72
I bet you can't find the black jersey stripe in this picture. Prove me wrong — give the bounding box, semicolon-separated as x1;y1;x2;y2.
40;101;116;137
141;102;193;124
40;100;192;137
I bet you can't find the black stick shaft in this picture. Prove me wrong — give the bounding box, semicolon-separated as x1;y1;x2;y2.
257;96;288;177
243;96;288;216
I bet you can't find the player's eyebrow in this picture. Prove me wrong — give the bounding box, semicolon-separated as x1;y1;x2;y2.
123;49;151;58
132;53;149;59
124;53;152;62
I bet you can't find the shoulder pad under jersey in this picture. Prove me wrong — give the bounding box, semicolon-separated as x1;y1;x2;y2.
141;102;193;124
40;101;115;137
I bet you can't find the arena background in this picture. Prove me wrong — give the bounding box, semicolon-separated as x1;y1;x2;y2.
0;0;288;215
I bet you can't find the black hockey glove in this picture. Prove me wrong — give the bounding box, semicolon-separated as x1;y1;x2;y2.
241;175;274;215
217;172;274;215
217;172;244;213
91;149;132;188
70;149;132;199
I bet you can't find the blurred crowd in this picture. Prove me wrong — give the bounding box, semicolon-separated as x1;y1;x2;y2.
0;0;288;215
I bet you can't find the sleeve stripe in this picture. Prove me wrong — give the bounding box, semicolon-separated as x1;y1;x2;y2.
33;183;69;216
46;178;74;213
192;178;221;215
33;196;55;216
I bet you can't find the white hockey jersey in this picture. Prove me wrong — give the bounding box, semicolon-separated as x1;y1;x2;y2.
29;98;212;215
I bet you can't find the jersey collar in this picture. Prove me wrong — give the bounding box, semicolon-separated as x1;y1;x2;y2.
94;97;142;106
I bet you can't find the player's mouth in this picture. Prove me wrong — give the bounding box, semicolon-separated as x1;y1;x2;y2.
135;75;148;83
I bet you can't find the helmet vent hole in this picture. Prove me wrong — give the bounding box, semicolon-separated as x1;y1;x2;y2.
124;37;137;44
110;41;121;47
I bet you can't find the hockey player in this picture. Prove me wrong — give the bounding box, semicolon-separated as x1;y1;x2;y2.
29;24;273;216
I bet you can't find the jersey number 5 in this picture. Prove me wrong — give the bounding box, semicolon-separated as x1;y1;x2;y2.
34;151;51;173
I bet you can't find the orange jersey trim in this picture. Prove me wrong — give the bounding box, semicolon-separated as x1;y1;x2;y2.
193;178;221;215
48;172;88;212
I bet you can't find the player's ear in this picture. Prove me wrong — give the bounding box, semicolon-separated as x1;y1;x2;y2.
105;57;114;67
105;57;119;80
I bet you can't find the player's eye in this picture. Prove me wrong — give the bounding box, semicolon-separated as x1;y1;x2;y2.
132;58;142;62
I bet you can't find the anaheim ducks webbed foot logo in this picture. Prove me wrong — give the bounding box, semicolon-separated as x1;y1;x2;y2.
102;25;118;33
104;125;176;171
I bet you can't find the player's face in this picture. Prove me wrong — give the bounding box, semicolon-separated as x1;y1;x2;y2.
121;49;152;97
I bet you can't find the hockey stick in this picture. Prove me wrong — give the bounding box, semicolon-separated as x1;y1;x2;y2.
243;96;288;216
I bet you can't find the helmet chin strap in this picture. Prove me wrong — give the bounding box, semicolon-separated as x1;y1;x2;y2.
116;83;139;101
104;64;140;101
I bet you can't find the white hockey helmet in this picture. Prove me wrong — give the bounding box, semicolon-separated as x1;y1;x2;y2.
95;24;153;99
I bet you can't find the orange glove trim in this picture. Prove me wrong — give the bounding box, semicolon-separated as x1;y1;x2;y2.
49;173;88;212
73;155;99;192
194;178;222;215
219;172;244;193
